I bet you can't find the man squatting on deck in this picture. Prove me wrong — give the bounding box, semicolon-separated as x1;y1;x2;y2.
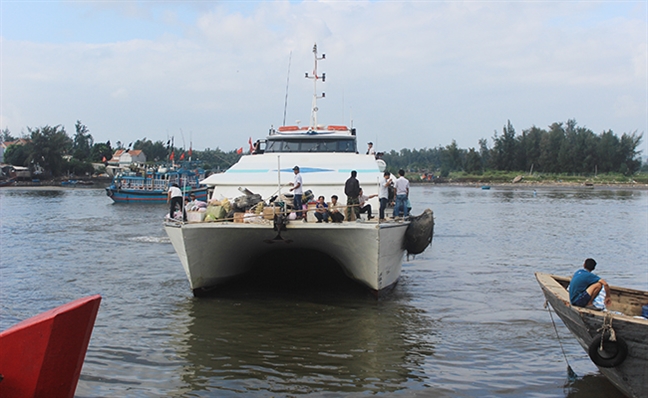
568;258;611;308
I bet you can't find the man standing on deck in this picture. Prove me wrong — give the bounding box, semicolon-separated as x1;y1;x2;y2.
379;171;393;221
289;165;304;220
167;183;185;221
569;258;612;308
393;169;410;219
344;170;360;221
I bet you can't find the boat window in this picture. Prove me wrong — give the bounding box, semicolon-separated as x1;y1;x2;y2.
265;139;356;153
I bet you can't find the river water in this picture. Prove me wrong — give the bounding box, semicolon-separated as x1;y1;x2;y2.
0;185;646;397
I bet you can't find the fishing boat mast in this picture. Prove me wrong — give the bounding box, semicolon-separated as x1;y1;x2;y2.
305;43;325;129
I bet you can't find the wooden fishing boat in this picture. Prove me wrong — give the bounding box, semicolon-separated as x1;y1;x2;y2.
535;273;648;398
0;295;101;398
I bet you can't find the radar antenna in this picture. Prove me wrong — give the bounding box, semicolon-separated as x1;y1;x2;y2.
304;43;325;129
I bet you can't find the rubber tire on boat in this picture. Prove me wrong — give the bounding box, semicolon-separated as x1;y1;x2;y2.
587;334;628;368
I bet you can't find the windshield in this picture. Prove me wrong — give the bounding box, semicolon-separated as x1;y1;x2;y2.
265;139;357;153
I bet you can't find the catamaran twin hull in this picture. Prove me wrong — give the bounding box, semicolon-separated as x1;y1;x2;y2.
164;220;410;295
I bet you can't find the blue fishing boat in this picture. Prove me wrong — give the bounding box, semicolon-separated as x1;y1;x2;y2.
106;163;208;204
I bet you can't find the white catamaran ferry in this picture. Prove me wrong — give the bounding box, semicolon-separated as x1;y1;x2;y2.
164;44;434;296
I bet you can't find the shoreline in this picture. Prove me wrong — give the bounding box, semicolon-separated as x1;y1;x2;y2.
3;179;646;191
412;181;648;190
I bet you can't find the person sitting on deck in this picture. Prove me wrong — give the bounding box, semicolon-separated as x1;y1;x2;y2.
314;196;329;223
358;188;377;220
329;195;344;223
569;258;611;308
186;193;207;211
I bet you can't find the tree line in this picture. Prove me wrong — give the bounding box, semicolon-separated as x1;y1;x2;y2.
1;121;244;177
1;119;644;178
383;120;644;176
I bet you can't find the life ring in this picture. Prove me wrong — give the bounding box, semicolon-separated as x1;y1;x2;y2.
278;126;300;132
588;334;628;368
326;125;348;131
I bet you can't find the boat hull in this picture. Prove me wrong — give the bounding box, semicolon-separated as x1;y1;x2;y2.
165;220;409;294
106;187;208;203
0;295;101;398
535;273;648;398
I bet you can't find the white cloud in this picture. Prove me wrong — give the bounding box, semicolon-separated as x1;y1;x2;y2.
1;1;645;153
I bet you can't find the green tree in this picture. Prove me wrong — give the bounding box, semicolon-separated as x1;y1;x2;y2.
539;123;565;173
517;126;544;172
3;142;31;166
478;138;490;171
64;158;95;175
618;131;643;175
90;142;114;162
194;148;242;171
490;120;518;171
440;140;463;172
464;148;482;174
27;125;72;177
596;130;619;173
1;128;16;143
72;121;93;161
133;138;169;162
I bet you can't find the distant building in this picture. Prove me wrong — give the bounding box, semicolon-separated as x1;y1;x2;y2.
108;149;147;167
105;149;147;177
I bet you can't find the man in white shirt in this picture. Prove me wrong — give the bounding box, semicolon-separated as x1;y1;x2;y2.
289;165;304;219
167;183;185;220
393;169;410;218
378;171;393;220
366;142;375;156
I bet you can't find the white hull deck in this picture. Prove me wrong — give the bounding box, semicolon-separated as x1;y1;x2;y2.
165;219;410;295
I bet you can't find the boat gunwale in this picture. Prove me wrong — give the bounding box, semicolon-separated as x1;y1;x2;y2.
535;272;648;324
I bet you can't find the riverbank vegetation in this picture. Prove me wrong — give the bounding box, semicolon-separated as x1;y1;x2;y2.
2;119;645;184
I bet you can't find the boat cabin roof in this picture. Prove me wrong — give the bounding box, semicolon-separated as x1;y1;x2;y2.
265;125;357;153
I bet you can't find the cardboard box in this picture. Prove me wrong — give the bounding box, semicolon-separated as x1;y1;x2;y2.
186;211;205;223
233;212;245;223
263;206;280;220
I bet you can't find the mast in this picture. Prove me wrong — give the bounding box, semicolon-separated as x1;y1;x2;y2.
305;43;325;129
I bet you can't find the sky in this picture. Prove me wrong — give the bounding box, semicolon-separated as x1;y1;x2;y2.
1;1;647;155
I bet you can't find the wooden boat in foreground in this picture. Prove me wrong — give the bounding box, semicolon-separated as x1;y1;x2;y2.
535;273;648;398
0;295;101;398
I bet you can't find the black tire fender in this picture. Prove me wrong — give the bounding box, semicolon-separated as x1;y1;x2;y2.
588;334;628;368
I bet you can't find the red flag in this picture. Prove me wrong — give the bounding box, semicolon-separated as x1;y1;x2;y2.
188;147;192;157
170;151;175;160
248;137;254;153
236;147;243;154
180;152;185;160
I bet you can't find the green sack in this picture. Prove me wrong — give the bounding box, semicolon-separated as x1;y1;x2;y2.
206;205;226;220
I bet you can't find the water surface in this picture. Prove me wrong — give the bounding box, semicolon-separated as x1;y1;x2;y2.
0;185;645;397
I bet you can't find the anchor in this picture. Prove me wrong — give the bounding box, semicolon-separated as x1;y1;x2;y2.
264;213;293;244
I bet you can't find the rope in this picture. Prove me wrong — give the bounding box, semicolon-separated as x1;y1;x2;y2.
596;312;617;351
544;300;578;380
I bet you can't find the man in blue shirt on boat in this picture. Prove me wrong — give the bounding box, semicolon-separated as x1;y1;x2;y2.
569;258;611;308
